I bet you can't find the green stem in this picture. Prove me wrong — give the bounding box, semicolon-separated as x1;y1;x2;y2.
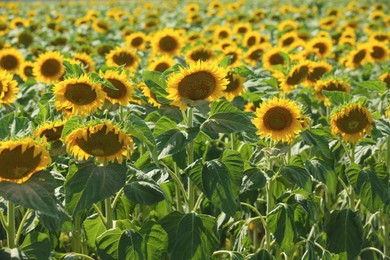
72;213;82;254
173;163;183;212
337;176;355;209
382;212;390;258
192;193;204;212
7;201;15;248
161;161;189;208
187;107;195;211
92;203;106;225
0;209;8;230
111;187;124;210
212;250;232;257
230;133;235;150
360;247;389;259
105;198;113;229
387;136;390;175
265;179;274;251
15;209;32;246
350;143;355;164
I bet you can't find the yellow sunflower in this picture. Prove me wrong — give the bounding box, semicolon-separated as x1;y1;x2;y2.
0;21;9;37
0;70;19;106
245;43;271;66
100;70;134;106
385;105;390;118
242;31;261;48
73;52;95;73
379;73;390;89
105;47;140;71
185;3;200;13
186;46;216;63
34;120;65;142
151;28;182;56
213;25;232;41
33;51;65;83
319;17;338;30
252;97;303;143
223;72;245;101
19;61;35;82
166;60;229;110
331;103;374;143
344;43;372;69
138;82;161;108
147;56;176;72
304;60;333;86
53;74;106;117
314;78;350;106
65;121;134;164
274;61;312;93
306;37;333;59
0;138;51;184
278;31;304;50
277;19;299;32
262;47;288;71
221;46;243;67
92;19;110;34
368;41;389;62
233;22;252;35
0;47;24;73
125;32;148;50
216;38;237;50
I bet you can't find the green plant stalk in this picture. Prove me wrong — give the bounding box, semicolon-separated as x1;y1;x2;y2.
230;133;235;150
265;180;274;251
92;203;106;225
111;187;124;210
387;136;390;175
161;161;189;208
15;209;32;246
72;213;82;254
0;209;8;231
105;198;113;229
192;193;204;212
187;107;195;211
382;212;389;258
174;163;183;212
7;201;15;248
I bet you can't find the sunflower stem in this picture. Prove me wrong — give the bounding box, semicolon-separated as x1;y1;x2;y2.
387;136;390;175
72;213;83;254
174;163;183;212
382;212;390;258
0;208;8;231
6;201;16;248
230;133;235;150
105;198;113;229
160;161;189;207
265;180;273;251
187;107;195;211
111;187;124;210
15;209;32;246
92;203;106;224
350;143;355;164
192;193;204;212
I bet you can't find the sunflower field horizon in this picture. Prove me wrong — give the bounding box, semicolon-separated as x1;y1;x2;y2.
0;0;389;259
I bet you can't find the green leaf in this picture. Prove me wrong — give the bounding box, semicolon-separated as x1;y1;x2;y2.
232;66;254;78
84;214;107;250
267;204;296;252
305;159;337;195
65;163;127;215
139;221;168;260
142;70;171;104
159;212;219;260
355;80;386;92
127;114;156;146
247;249;275;260
63;60;84;78
0;248;28;259
302;241;317;260
346;164;389;212
124;180;165;205
0;112;30;139
185;159;205;191
0;171;58;217
89;72;117;91
220;54;232;68
118;230;144;260
240;168;267;193
153;116;178;137
61;116;83;140
280;165;312;192
231;251;245;260
322;90;352;106
156;127;199;159
20;232;52;260
326;209;363;259
300;129;333;159
97;229;123;260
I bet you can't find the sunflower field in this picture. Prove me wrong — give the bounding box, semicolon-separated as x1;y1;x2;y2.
0;0;389;259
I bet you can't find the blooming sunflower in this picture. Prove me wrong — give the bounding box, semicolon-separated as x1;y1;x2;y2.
305;60;332;86
33;51;65;83
151;28;182;56
125;32;148;50
242;31;261;47
369;41;389;62
139;82;161;108
245;43;271;66
0;47;24;73
100;70;134;106
73;52;95;73
106;47;140;71
233;22;252;35
166;60;229;110
262;47;288;71
223;72;245;101
65;121;134;164
34;120;64;142
19;61;35;82
314;78;350;106
147;56;176;72
344;43;372;69
278;31;304;50
385;105;390;118
92;19;110;34
213;26;232;41
277;19;299;32
186;46;216;63
306;37;333;59
54;74;106;117
319;17;338;30
274;61;312;93
379;72;390;89
0;70;19;106
0;138;51;184
221;46;243;67
331;103;374;143
252;97;303;143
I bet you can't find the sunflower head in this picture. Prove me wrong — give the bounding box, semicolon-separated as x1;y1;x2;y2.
223;72;245;101
151;28;182;56
139;82;161;108
73;53;95;73
19;61;35;82
314;78;351;106
0;70;19;106
262;47;288;71
33;51;65;83
369;41;389;62
306;37;333;59
252;96;303;143
245;43;271;66
305;61;332;86
125;32;148;50
331;103;374;143
65;121;134;164
0;47;24;73
186;46;216;63
100;70;134;106
105;47;140;71
166;60;229;110
34;120;65;142
379;73;390;89
0;138;51;184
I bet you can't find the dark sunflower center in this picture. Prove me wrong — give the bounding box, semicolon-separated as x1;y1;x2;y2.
113;52;135;67
225;73;239;92
374;35;386;41
103;78;127;99
0;23;7;31
269;53;285;65
41;58;61;77
353;49;366;64
178;71;216;100
219;31;228;38
24;65;33;77
307;66;328;82
97;21;108;30
286;65;309;85
247;36;256;46
0;145;41;180
371;46;385;59
238;27;248;34
0;55;18;71
190;50;212;62
282;37;295;47
131;37;143;47
158;36;178;52
75;126;124;157
64;83;97;105
40;125;64;142
225;52;238;65
249;49;263;60
263;106;293;130
335;109;369;134
382;75;390;89
313;42;327;55
154;62;170;72
323;82;346;92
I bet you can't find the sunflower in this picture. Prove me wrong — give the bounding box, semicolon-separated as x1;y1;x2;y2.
105;47;140;71
306;37;333;59
331;103;374;143
242;31;261;47
379;73;390;89
0;138;51;184
19;61;35;82
10;17;29;29
73;52;95;73
245;43;271;66
185;3;200;13
214;26;232;41
216;38;237;50
34;120;64;142
233;22;252;35
314;78;350;106
147;56;176;72
262;47;288;71
0;48;24;73
65;121;134;164
100;70;134;106
223;72;245;101
33;51;64;83
221;46;243;67
54;74;106;117
305;60;333;86
151;28;182;56
0;21;9;37
344;43;371;69
92;19;110;34
252;97;303;143
278;31;304;50
319;17;338;30
275;61;312;93
385;105;390;118
186;46;216;63
368;41;389;62
0;70;19;106
125;32;148;50
17;31;34;47
166;60;229;110
139;82;161;108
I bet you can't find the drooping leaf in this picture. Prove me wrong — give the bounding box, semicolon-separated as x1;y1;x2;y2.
240;168;267;193
305;159;337;195
123;179;165;205
156;127;199;159
142;70;171;104
96;229;123;260
300;129;333;159
20;232;52;260
84;214;107;250
280;165;312;192
118;230;144;260
139;221;168;260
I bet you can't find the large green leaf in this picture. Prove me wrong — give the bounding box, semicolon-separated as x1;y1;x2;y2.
156;127;199;159
20;232;51;260
142;70;171;104
355;80;387;92
0;112;30;139
139;221;168;260
346;164;389;212
322;90;352;105
153;116;178;137
185;159;205;191
305;159;337;195
127;114;156;147
118;230;144;260
280;165;312;192
300;129;333;159
240;168;267;193
97;229;123;260
65;163;127;215
201;100;257;134
0;171;58;217
159;211;219;260
84;214;107;250
267;203;296;252
326;209;363;259
123;179;165;205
